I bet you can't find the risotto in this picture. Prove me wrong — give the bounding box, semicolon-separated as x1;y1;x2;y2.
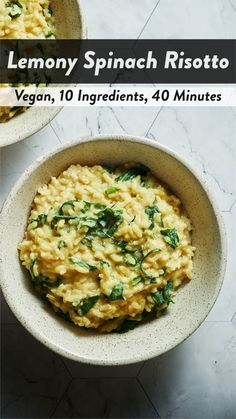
0;0;55;122
19;162;195;333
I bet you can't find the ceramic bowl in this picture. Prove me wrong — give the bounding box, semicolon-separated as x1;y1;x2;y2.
0;135;226;365
0;0;86;148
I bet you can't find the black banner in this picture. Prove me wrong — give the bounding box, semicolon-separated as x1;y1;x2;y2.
0;40;235;84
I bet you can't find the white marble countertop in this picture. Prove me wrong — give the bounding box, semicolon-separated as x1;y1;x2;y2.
1;1;236;418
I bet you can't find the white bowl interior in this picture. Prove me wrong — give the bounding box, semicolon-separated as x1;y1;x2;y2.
0;137;225;364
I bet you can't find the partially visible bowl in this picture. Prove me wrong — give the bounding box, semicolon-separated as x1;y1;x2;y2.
0;135;227;365
0;0;87;148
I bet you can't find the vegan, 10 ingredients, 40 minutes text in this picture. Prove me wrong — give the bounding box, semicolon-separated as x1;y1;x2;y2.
18;162;195;333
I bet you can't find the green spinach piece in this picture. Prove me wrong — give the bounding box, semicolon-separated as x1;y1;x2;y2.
45;31;54;38
29;258;61;289
93;203;106;210
106;283;124;301
7;1;23;18
113;240;128;252
100;260;110;268
82;201;91;214
29;213;47;229
115;319;139;333
37;214;47;226
159;216;164;228
103;166;115;174
131;276;143;286
80;217;97;228
115;164;149;182
76;295;99;316
145;204;160;230
160;228;179;249
59;200;79;215
151;280;174;306
88;208;124;239
141;182;151;189
58;311;73;323
123;251;142;267
68;258;97;271
105;187;120;195
58;240;67;250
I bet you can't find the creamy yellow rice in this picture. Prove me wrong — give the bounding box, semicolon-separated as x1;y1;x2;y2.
19;162;195;333
0;0;55;122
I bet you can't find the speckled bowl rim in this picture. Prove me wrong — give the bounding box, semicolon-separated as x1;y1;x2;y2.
0;108;63;148
0;135;227;365
0;0;87;148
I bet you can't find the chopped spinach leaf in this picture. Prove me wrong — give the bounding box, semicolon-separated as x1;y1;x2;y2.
131;276;143;286
37;214;47;226
161;228;179;249
68;257;97;271
45;31;54;38
145;203;160;230
28;213;47;230
82;201;91;213
128;216;136;225
123;253;137;267
113;240;128;252
29;258;61;288
141;182;151;189
115;319;139;333
100;260;110;268
58;240;67;250
93;203;106;210
151;280;174;307
115;164;149;182
105;186;120;195
142;309;157;320
103;166;115;174
80;217;97;228
123;251;142;267
41;277;62;288
81;234;93;248
59;200;79;215
7;1;23;18
106;283;124;301
76;295;99;316
159;216;164;228
158;266;167;276
87;208;124;239
150;278;157;284
28;220;38;230
57;310;73;323
133;249;143;263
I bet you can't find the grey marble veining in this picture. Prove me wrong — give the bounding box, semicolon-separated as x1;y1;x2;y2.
1;0;236;418
139;322;236;418
52;378;158;418
135;0;236;39
80;0;160;39
1;324;71;418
